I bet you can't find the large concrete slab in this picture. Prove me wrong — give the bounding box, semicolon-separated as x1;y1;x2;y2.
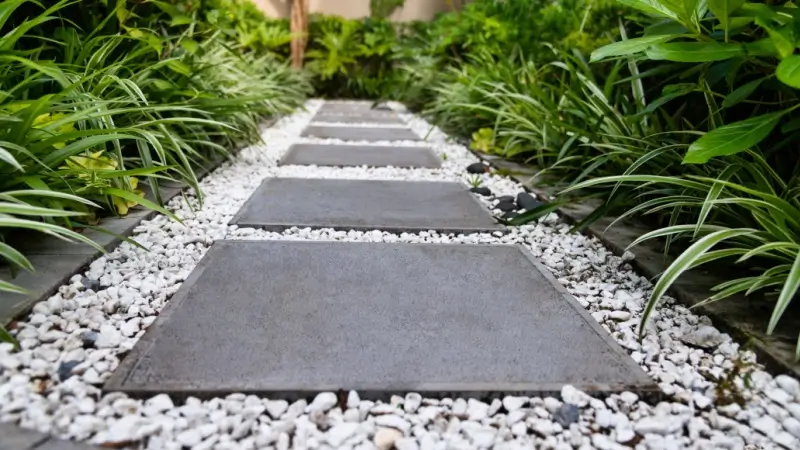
280;144;441;168
229;178;502;233
312;112;404;125
302;126;420;142
105;241;656;399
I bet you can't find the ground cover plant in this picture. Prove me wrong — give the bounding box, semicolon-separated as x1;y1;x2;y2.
412;0;800;358
0;0;310;343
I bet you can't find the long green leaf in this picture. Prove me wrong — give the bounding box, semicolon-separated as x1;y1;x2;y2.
646;42;743;62
684;111;787;163
590;35;680;62
638;228;756;339
768;252;800;335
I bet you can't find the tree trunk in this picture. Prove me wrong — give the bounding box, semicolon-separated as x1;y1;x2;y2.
290;0;308;69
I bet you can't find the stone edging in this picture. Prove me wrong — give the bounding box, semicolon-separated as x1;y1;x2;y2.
458;142;800;380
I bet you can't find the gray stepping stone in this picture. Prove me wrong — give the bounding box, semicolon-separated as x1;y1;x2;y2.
280;144;441;168
302;126;420;142
105;241;656;399
317;102;381;114
229;178;501;233
312;112;404;125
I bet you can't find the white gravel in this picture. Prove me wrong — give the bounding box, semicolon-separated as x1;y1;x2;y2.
1;99;798;449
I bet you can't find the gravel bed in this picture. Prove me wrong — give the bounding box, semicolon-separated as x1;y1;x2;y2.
1;100;798;450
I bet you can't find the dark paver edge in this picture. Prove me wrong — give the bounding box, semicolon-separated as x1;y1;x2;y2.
456;138;800;379
105;240;659;401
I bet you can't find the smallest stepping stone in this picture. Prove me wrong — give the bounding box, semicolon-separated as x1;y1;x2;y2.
312;112;404;125
302;126;420;142
280;144;441;168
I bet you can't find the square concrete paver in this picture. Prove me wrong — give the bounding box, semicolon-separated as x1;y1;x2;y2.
105;241;656;399
317;102;380;114
280;144;441;168
229;178;502;233
302;126;420;142
312;112;404;125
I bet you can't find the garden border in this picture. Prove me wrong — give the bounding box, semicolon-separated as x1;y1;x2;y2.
0;122;277;328
0;122;280;449
459;140;800;380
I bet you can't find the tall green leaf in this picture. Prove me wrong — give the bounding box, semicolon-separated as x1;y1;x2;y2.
646;42;743;62
590;34;681;62
684;111;787;163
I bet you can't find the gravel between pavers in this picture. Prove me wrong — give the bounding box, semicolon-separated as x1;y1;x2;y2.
1;100;798;450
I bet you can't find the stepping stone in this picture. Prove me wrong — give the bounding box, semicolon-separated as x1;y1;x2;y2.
279;144;441;168
105;241;657;399
312;112;404;125
302;126;419;142
229;178;501;233
317;102;377;114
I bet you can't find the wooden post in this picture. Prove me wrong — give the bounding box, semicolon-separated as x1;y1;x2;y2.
290;0;308;69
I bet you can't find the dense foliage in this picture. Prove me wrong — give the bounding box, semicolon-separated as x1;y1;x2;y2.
0;0;310;344
299;0;800;358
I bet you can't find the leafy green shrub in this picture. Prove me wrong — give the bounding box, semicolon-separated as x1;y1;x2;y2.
0;0;310;344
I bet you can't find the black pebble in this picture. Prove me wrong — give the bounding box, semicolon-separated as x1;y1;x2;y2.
466;162;490;174
494;200;517;212
517;192;543;210
470;186;492;196
57;360;82;381
495;195;514;203
81;331;99;348
553;403;580;427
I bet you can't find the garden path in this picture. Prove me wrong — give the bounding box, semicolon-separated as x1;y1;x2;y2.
104;101;655;400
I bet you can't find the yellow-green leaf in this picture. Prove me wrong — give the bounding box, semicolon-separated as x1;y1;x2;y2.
777;55;800;89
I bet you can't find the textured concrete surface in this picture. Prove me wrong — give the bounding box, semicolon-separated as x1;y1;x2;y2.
0;423;99;450
280;144;441;168
302;126;420;142
105;241;656;399
316;102;378;114
312;112;404;124
229;178;502;233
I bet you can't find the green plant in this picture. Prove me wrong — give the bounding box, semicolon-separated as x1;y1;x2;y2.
370;0;405;19
467;174;483;188
0;0;310;345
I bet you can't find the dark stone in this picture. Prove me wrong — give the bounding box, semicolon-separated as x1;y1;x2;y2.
105;241;657;399
494;200;517;212
495;195;515;203
466;163;490;174
553;403;580;427
230;178;502;234
517;192;543;211
372;102;393;111
470;186;492;196
81;331;98;348
58;360;81;381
